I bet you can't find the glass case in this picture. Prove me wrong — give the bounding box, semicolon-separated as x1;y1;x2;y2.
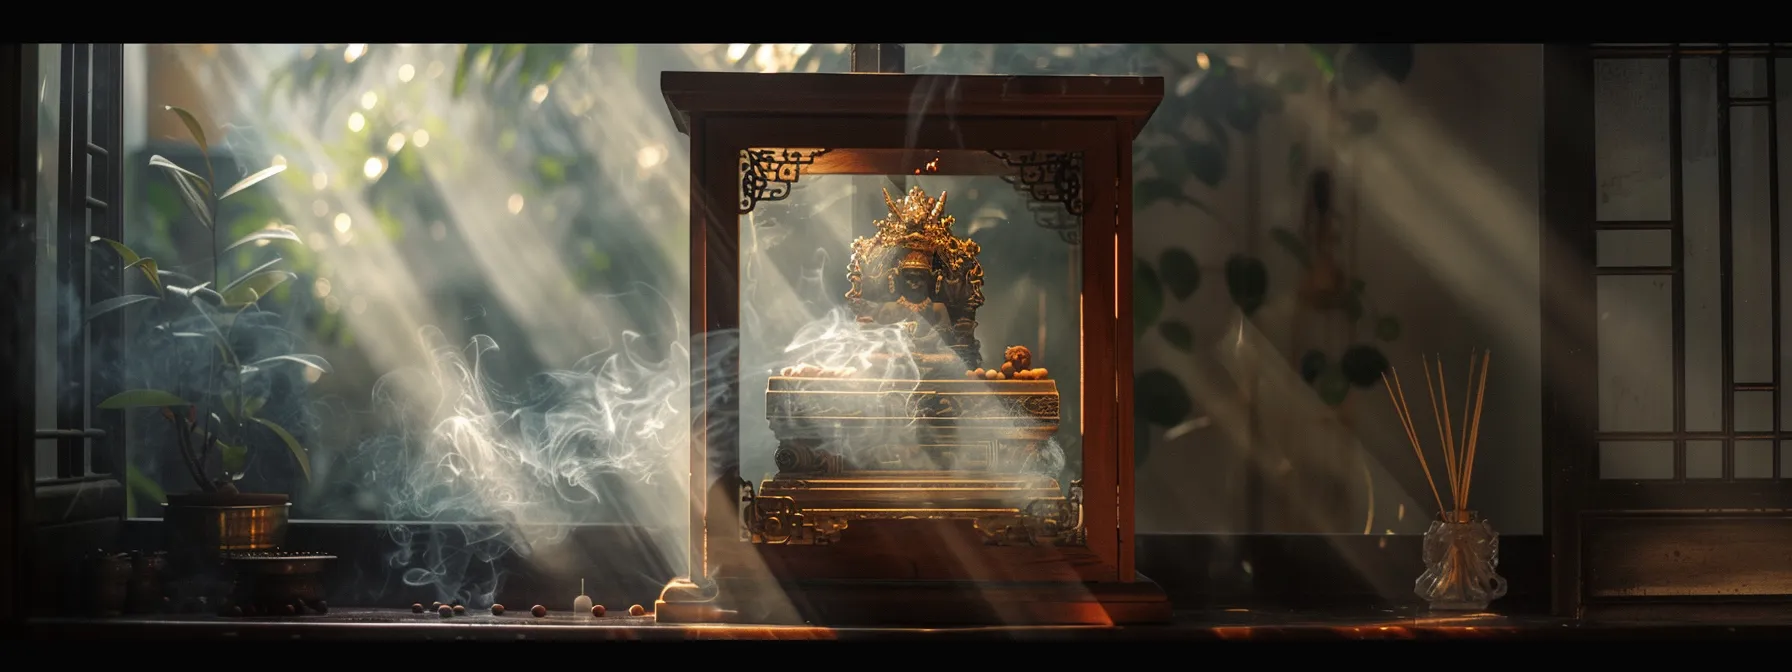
742;154;1084;547
658;71;1167;625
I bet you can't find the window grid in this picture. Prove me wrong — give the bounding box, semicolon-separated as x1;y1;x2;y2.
1592;44;1787;484
47;44;123;481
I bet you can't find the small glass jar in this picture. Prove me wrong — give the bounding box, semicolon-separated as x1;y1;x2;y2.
1414;510;1508;611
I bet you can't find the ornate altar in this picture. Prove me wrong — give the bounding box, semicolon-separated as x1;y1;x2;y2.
657;71;1167;626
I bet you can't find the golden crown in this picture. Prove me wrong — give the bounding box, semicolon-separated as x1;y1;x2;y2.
873;186;956;253
897;249;933;270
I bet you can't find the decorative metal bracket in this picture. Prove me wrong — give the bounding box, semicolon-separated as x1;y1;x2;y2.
972;479;1085;547
988;150;1086;244
739;148;832;215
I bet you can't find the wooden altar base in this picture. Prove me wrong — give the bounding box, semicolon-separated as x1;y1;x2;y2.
654;575;1171;626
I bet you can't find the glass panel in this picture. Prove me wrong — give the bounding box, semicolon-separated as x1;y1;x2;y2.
1600;440;1675;480
1598;275;1675;432
1595;59;1672;221
1781;441;1791;478
1779;58;1792;428
1684;57;1724;432
1686;440;1723;479
33;45;62;481
1737;390;1775;432
1596;229;1673;267
1735;440;1775;479
1732;105;1774;383
1730;57;1768;98
741;149;1083;544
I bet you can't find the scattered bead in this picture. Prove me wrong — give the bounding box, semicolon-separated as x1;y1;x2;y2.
531;605;547;618
590;604;605;617
453;604;466;615
412;603;424;613
628;604;645;616
281;604;297;616
311;600;329;615
491;604;505;616
438;605;453;618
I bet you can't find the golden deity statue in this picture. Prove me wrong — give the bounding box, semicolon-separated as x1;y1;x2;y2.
845;186;987;371
753;185;1075;548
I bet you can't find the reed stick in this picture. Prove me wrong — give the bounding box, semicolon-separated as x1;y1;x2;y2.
1380;351;1496;524
1461;350;1492;510
1383;369;1446;516
1420;356;1459;509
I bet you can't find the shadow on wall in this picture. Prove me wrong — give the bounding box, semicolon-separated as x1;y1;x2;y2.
1131;44;1544;536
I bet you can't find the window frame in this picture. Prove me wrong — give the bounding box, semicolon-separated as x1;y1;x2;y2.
7;43;1560;617
1546;43;1792;618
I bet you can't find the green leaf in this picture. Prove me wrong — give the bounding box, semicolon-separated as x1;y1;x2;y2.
164;105;208;156
146;154;210;193
220;270;294;307
92;237;162;292
1307;45;1337;81
219;164;287;200
1224;255;1269;316
1347;110;1381;135
1340;344;1391;388
223;258;285;293
1159;321;1195;352
253;417;313;482
1185;142;1227;187
1375;315;1403;342
1316;367;1351;406
244;353;334;376
90;236;141;265
150;156;214;229
1269;228;1311;267
1135;368;1193;428
98;389;191;409
124;465;167;519
1134;260;1165;334
87;294;160;321
1299;349;1328;383
535;157;567;185
453;44;491;98
124;257;163;294
218;440;248;475
1158;247;1201;300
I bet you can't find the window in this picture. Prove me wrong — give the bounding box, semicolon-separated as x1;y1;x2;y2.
11;44;1554;612
1549;44;1792;615
35;44;126;486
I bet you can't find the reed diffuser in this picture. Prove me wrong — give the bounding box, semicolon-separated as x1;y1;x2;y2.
1381;349;1509;611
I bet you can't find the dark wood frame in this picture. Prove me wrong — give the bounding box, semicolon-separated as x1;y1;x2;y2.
664;72;1162;622
2;42;38;633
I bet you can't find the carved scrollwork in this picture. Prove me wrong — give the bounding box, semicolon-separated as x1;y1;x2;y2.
741;479;846;545
971;488;1085;547
739;148;831;214
988;150;1086;244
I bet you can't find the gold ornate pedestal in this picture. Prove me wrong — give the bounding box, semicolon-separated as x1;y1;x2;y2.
750;376;1080;547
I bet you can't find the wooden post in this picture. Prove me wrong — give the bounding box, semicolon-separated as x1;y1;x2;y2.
849;45;908;241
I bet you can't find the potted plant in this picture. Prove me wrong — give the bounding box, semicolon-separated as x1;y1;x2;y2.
87;106;329;561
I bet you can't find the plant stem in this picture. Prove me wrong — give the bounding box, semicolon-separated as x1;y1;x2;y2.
168;414;212;492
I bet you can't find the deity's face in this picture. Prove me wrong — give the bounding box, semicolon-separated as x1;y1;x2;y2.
899;268;931;299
